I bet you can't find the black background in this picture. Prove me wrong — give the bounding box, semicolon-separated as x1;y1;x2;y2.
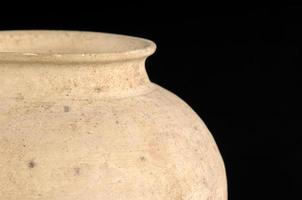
1;3;301;200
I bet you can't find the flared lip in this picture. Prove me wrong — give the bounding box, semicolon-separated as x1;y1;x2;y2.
0;30;156;63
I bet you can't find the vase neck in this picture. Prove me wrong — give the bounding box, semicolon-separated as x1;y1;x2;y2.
0;59;153;100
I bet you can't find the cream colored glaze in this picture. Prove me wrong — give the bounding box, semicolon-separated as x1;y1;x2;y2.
0;30;227;200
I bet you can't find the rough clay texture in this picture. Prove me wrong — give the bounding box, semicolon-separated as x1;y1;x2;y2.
0;31;227;200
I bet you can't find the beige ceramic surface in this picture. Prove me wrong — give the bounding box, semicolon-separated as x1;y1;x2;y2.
0;30;227;200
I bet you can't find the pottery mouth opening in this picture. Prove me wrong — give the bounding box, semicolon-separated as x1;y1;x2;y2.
0;30;156;63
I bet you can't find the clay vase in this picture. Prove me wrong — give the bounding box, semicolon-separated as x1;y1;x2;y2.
0;30;227;200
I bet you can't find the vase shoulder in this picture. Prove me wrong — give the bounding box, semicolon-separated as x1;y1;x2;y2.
0;85;227;200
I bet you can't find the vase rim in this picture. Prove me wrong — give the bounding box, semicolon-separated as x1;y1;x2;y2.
0;30;156;63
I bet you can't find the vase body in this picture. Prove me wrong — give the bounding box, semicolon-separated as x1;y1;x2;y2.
0;31;227;200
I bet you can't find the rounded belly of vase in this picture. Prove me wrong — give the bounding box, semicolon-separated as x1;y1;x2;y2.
0;86;227;200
